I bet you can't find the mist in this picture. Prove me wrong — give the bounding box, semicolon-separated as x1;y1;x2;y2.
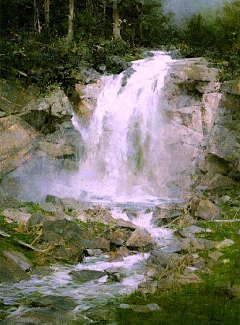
164;0;234;23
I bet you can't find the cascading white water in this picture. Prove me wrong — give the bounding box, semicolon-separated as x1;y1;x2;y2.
72;52;174;201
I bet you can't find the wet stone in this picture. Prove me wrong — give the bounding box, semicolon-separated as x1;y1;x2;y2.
29;295;78;310
85;249;103;257
70;270;106;283
126;228;155;252
1;306;81;325
105;267;125;282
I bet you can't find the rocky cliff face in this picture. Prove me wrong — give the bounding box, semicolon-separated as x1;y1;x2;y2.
159;58;239;197
0;82;85;201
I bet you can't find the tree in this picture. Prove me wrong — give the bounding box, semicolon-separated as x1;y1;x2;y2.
67;0;74;42
113;0;121;40
34;0;42;33
44;0;50;29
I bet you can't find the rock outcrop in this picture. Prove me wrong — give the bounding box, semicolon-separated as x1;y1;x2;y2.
0;82;85;201
159;59;239;197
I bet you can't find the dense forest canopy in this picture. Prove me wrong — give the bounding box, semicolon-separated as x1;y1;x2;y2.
0;0;239;92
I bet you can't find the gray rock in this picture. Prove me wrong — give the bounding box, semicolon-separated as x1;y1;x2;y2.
29;295;78;310
38;202;58;213
115;218;137;230
179;238;215;252
3;251;32;271
40;219;85;263
116;246;132;258
138;280;158;295
0;116;39;179
126;228;155;251
208;251;223;261
86;249;103;257
227;285;240;299
0;255;30;283
215;239;234;249
1;306;82;325
91;237;110;251
108;228;132;246
2;208;31;225
196;199;221;220
70;270;105;283
177;225;212;238
105;267;124;282
119;303;161;313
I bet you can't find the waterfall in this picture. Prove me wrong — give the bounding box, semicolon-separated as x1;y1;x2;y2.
72;52;173;202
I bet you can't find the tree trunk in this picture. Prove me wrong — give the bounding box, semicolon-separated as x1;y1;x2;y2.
113;1;121;40
44;0;50;29
33;0;42;33
67;0;74;42
33;0;37;31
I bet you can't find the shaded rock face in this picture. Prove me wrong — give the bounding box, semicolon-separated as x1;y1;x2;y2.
0;83;85;202
0;116;39;179
196;89;240;190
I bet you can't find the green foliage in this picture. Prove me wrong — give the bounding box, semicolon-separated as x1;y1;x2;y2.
179;1;240;80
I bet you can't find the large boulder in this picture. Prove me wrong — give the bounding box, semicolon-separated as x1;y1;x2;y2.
126;228;155;252
0;254;30;283
196;199;221;220
0;116;39;178
40;219;85;263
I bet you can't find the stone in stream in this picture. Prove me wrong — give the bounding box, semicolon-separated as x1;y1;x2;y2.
115;218;137;231
126;228;155;252
116;246;132;258
208;251;224;262
108;228;132;246
85;248;103;257
29;295;78;310
1;306;85;325
138;280;158;295
105;267;125;282
70;270;106;283
152;204;183;226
